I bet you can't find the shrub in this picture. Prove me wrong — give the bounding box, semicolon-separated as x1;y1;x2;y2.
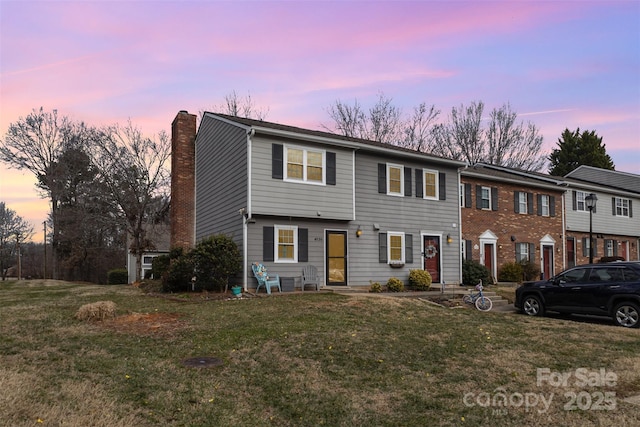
75;301;116;321
369;281;382;293
151;254;170;279
498;262;523;282
462;260;492;286
162;255;195;293
107;269;128;285
161;234;243;293
191;235;242;292
520;260;541;281
386;277;404;292
408;269;432;291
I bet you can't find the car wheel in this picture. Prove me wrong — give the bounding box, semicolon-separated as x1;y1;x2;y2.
522;295;544;317
613;302;640;328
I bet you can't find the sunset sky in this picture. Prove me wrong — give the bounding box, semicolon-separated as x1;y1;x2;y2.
1;0;639;242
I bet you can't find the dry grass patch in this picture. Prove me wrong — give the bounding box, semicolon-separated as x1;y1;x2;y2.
75;300;117;321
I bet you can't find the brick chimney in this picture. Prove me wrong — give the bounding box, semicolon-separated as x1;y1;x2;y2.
170;110;197;250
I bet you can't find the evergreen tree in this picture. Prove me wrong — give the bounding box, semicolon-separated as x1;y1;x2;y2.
548;128;615;176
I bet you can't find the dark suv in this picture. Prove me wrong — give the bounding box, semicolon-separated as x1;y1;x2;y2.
515;262;640;328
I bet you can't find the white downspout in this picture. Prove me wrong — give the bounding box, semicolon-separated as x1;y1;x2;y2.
243;128;255;291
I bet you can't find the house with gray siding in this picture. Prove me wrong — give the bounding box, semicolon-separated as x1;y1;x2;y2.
563;166;640;265
172;111;466;291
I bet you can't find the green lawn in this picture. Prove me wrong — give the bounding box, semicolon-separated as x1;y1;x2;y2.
1;280;639;426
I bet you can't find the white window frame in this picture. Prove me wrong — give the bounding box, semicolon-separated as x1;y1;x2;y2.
605;240;614;257
284;145;326;185
516;243;530;263
386;163;404;196
576;191;586;212
422;168;439;200
387;231;405;264
518;192;528;214
459;184;465;208
274;225;298;263
481;186;491;210
615;197;630;217
540;194;550;217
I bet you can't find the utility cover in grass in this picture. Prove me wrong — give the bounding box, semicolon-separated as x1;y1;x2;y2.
182;357;224;368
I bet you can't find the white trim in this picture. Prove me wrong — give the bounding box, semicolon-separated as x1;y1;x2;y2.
422;168;439;200
386;163;404;197
274;224;298;263
387;231;405;264
480;186;492;210
283;145;326;185
479;230;498;279
420;232;443;284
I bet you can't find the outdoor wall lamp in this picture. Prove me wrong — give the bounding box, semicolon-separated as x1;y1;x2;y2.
356;225;362;238
446;234;453;244
585;193;598;264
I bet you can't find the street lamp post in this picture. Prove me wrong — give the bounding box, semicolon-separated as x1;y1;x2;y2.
585;193;598;264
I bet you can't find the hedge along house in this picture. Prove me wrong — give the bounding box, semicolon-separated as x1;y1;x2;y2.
460;164;566;282
170;111;466;291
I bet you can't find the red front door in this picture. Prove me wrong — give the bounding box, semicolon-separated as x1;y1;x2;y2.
543;245;553;280
423;236;441;283
484;243;493;277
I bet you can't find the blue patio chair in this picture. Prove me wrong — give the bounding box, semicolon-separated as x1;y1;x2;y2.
251;263;281;295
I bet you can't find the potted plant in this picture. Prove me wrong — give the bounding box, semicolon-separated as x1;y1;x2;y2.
231;285;242;297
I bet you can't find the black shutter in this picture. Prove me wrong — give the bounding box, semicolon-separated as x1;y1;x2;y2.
550;196;556;217
612;198;616;216
379;233;387;263
465;239;473;260
464;184;472;208
378;164;386;194
298;228;308;262
415;169;423;198
613;240;618;256
491;187;498;211
439;172;446;200
630;200;633;218
527;192;534;215
405;234;413;264
476;185;482;209
263;226;274;261
572;191;577;211
404;167;412;197
593;238;598;257
326;152;336;185
514;192;520;213
272;144;283;179
528;243;535;262
582;238;588;257
537;194;542;216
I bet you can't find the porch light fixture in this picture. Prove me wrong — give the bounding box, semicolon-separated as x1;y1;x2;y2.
446;234;452;244
585;193;597;264
356;226;362;238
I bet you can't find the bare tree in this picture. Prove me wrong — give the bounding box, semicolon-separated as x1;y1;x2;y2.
91;121;171;283
0;202;33;280
402;102;441;152
200;90;270;121
324;98;367;138
433;101;486;164
486;103;545;171
324;92;404;144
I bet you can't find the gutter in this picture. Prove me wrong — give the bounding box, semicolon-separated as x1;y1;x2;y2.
243;128;255;291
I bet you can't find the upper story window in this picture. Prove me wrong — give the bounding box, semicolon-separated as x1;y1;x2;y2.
480;186;491;210
575;191;586;212
460;184;465;207
285;146;325;184
387;164;404;196
518;192;528;214
422;169;438;200
275;225;298;263
388;232;405;264
614;197;630;217
540;195;550;217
